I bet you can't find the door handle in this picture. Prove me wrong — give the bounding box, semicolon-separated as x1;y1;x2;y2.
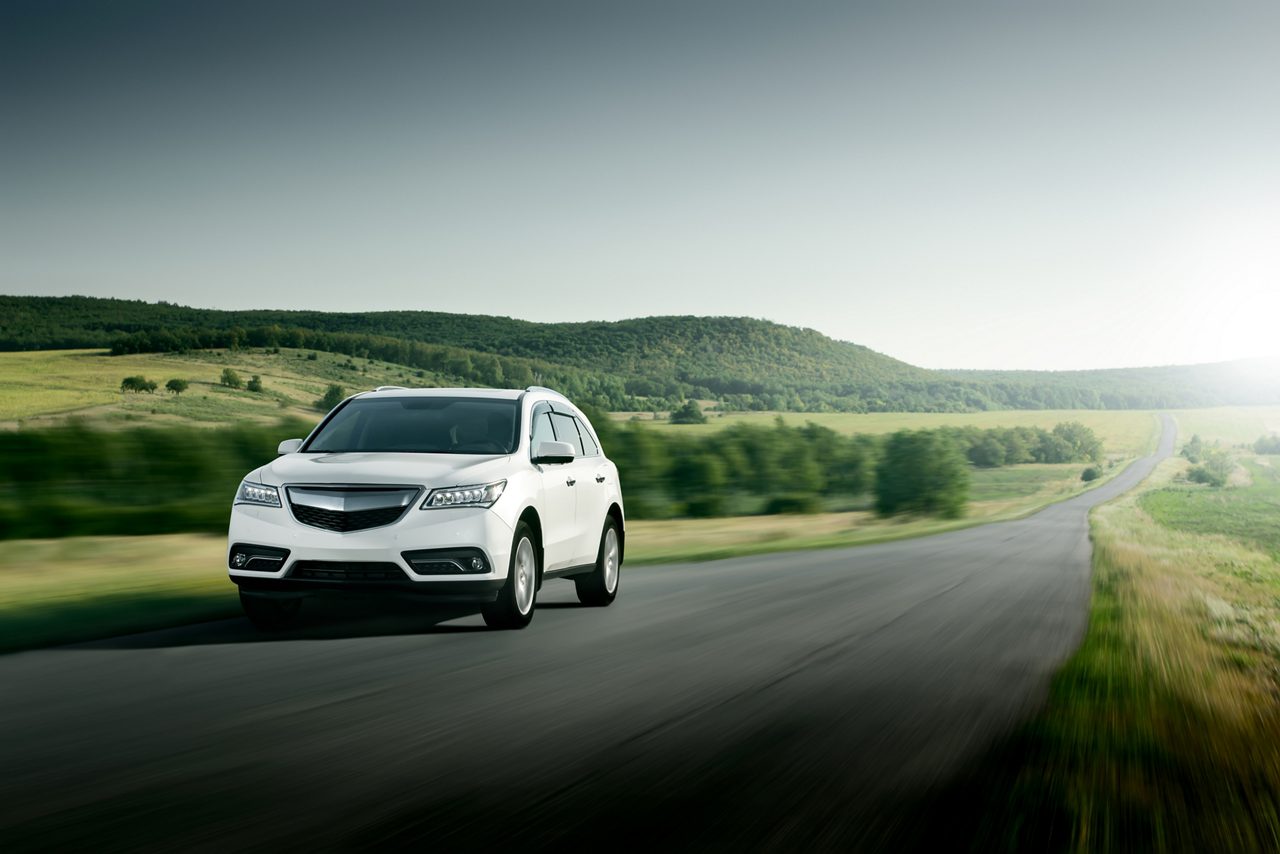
566;477;577;486
595;475;606;483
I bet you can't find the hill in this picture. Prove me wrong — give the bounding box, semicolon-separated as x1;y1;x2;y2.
1;295;1276;412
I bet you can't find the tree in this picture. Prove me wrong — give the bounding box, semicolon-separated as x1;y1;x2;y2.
968;435;1007;468
875;430;970;518
315;384;345;411
246;375;263;393
1255;434;1280;454
669;400;707;424
669;452;727;517
221;368;243;389
1187;447;1233;487
165;378;189;395
120;375;148;393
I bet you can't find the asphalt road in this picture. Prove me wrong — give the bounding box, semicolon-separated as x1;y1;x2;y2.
0;416;1175;851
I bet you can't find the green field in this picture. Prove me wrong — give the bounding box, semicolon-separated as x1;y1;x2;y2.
616;408;1160;458
1141;457;1280;560
0;348;448;427
1172;406;1280;447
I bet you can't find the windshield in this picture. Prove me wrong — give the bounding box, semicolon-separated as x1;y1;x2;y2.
304;397;520;455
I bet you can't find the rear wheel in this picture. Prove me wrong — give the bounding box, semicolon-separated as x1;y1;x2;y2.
482;522;538;629
575;517;620;606
240;591;303;631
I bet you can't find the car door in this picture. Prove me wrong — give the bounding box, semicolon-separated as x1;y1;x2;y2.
530;405;578;572
565;412;609;565
550;410;602;566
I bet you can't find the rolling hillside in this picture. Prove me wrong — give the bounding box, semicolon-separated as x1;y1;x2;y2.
1;295;1276;412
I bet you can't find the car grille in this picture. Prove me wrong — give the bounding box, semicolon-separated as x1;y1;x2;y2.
291;503;408;532
289;561;409;582
286;486;420;533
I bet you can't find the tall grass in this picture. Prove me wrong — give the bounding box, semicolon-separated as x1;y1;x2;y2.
931;458;1280;851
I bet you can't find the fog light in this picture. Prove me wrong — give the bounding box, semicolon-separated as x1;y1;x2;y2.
471;557;484;571
232;552;248;568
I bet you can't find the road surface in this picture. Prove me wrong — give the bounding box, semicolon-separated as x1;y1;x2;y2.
0;416;1175;851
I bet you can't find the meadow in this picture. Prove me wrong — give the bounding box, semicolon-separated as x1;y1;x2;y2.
0;347;446;428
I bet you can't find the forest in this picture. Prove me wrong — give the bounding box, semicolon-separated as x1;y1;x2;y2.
3;295;1276;412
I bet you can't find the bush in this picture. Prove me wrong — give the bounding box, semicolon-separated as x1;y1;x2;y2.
764;493;822;514
246;375;263;393
165;378;189;395
315;384;345;411
669;400;707;424
1081;466;1102;482
875;430;970;518
1254;434;1280;454
120;375;156;393
307;352;318;361
1186;447;1233;487
220;368;242;389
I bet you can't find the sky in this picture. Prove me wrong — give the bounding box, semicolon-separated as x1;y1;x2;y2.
2;1;1278;371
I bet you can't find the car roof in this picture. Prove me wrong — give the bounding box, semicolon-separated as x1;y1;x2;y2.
357;387;526;400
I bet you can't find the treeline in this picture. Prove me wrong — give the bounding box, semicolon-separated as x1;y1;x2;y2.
0;417;1103;539
0;420;313;539
4;295;1277;412
588;411;1104;520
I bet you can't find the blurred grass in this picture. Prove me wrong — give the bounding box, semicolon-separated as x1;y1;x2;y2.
1172;407;1280;448
0;535;237;652
934;456;1280;851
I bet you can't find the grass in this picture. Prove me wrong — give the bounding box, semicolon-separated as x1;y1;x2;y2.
614;408;1161;458
1173;406;1280;447
1141;457;1280;560
934;453;1280;851
0;348;451;428
0;535;240;653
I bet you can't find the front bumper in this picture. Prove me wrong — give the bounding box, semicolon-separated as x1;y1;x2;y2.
228;502;515;601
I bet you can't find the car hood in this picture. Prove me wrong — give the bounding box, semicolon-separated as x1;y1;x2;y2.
257;452;513;489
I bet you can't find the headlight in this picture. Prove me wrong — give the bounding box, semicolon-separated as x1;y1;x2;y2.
235;480;282;507
422;480;506;509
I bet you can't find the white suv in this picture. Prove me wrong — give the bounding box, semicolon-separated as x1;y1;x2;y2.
228;386;624;630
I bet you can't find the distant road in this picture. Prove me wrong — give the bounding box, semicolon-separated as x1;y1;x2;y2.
0;415;1176;851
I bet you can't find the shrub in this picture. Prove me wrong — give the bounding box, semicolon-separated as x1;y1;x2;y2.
165;378;189;395
1254;434;1280;454
220;368;242;389
307;352;318;361
246;375;263;393
670;400;707;424
1186;447;1233;487
764;493;822;514
875;430;970;518
120;376;151;393
1081;466;1102;482
315;384;345;411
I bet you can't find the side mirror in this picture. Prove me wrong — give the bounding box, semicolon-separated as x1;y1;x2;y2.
533;440;575;465
277;438;303;455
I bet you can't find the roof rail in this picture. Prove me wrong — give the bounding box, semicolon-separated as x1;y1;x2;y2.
373;385;408;392
525;385;567;398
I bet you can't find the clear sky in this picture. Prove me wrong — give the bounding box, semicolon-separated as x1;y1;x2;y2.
2;1;1277;370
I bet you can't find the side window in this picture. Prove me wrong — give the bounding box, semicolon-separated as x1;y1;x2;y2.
530;409;555;452
550;412;585;456
575;417;599;456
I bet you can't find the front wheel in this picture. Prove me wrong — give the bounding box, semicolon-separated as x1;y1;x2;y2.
240;591;303;631
575;517;620;606
482;523;538;629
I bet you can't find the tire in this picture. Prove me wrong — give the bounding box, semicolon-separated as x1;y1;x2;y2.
575;517;620;607
482;522;538;629
240;591;303;631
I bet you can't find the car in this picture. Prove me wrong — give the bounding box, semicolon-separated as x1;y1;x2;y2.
227;386;625;630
